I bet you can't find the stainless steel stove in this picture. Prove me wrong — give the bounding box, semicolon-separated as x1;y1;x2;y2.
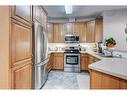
64;44;80;72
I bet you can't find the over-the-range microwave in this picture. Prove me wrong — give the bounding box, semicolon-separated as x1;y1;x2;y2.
64;35;79;43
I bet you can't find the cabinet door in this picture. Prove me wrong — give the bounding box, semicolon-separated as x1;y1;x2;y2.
53;24;59;43
86;21;95;42
95;19;103;42
65;23;73;35
80;22;87;42
119;79;127;89
80;54;88;71
10;63;32;89
101;73;119;89
11;6;32;26
90;70;102;89
47;54;52;72
53;54;64;70
47;23;53;43
53;24;65;43
11;19;32;67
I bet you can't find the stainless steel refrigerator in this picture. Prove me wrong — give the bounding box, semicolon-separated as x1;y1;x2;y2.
32;21;48;89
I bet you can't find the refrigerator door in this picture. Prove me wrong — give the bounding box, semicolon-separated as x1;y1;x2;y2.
34;22;44;64
42;28;48;61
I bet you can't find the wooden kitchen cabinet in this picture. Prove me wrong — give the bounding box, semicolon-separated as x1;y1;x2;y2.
11;6;32;26
47;23;53;43
10;19;32;67
52;53;64;70
90;70;127;89
10;63;32;89
80;53;88;71
33;6;47;28
0;6;33;89
53;23;65;43
47;54;52;72
86;20;95;43
95;18;103;42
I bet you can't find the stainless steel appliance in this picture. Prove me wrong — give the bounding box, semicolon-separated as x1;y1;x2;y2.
32;21;48;89
65;35;79;43
64;44;80;72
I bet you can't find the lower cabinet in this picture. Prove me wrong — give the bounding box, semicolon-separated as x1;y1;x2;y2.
80;53;88;71
10;63;32;89
47;54;52;72
80;53;100;72
52;53;64;70
90;70;127;89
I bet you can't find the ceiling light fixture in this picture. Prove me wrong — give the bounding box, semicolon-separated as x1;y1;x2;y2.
64;5;72;14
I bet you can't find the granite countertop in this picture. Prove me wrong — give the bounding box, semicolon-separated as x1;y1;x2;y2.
89;58;127;80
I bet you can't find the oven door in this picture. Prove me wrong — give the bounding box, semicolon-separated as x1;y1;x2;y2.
64;53;80;67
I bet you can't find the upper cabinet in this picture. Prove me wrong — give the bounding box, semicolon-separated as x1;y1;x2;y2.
47;18;103;43
86;18;103;43
95;18;103;42
47;23;53;43
53;23;65;43
11;6;32;26
86;20;95;43
33;6;47;28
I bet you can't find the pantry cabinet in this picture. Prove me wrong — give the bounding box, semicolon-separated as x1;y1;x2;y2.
90;70;127;89
52;53;64;70
10;63;32;89
10;19;32;67
0;6;33;89
11;6;32;26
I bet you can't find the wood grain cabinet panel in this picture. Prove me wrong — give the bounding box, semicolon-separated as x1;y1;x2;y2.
86;21;95;43
90;70;102;89
53;24;65;43
47;23;53;43
52;53;64;70
80;53;88;71
90;70;127;89
11;19;32;67
10;63;32;89
101;73;120;89
119;79;127;89
11;6;32;26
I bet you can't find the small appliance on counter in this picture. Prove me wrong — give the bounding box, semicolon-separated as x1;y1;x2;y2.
98;42;103;53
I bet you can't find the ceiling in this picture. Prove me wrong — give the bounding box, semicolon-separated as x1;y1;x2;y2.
44;6;127;18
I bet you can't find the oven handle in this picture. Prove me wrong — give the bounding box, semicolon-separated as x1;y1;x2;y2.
64;53;80;56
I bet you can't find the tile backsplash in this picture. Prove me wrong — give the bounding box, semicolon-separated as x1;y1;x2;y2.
48;43;97;51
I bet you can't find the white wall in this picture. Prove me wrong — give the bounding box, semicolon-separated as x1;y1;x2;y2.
103;9;127;51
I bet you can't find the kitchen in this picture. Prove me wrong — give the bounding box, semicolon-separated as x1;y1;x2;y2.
0;5;127;89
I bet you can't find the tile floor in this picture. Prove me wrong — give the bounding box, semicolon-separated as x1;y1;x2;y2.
42;71;89;89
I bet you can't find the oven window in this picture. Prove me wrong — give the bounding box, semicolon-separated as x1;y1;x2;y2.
66;55;78;65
